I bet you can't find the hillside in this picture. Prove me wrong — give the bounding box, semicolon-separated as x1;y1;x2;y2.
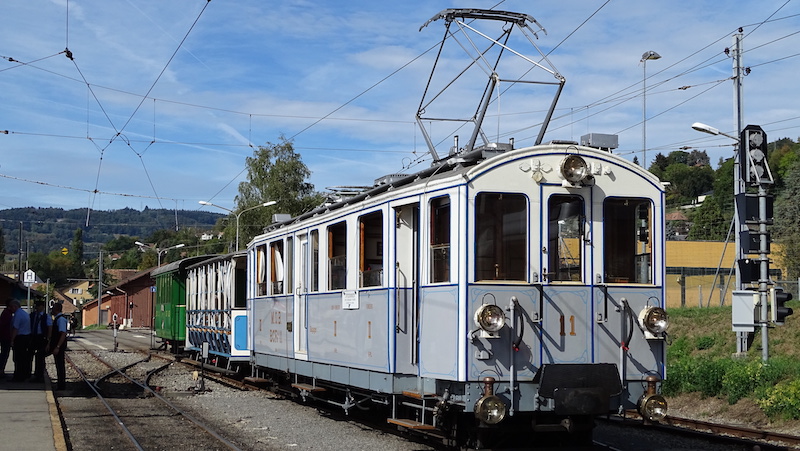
0;207;224;255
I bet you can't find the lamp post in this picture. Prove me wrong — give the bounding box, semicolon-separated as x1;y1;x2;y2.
641;50;661;168
691;121;742;289
692;121;753;355
136;241;185;266
199;200;277;251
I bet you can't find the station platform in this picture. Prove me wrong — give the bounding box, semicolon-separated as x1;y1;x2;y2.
0;359;66;451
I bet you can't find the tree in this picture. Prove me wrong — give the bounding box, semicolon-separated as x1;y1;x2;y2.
687;158;734;240
70;228;85;278
234;137;324;248
0;224;5;264
774;158;800;279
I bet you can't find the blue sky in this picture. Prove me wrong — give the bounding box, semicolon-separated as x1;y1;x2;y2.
1;0;799;213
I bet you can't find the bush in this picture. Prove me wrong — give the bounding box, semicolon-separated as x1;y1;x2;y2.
757;378;800;420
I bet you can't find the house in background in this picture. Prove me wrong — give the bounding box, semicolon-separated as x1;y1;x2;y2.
82;268;155;328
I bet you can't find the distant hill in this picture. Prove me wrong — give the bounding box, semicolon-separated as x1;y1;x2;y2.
0;207;224;256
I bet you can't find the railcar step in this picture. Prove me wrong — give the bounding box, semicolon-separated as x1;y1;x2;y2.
387;418;436;430
401;390;437;399
292;383;326;392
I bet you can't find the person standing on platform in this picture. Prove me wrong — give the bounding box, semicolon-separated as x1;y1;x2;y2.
0;302;13;379
29;300;52;383
8;300;32;382
50;303;68;390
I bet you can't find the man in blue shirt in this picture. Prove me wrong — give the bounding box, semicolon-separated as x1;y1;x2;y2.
8;300;32;382
50;303;69;390
30;300;52;383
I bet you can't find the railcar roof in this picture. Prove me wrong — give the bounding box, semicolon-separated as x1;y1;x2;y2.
185;251;246;271
151;254;218;277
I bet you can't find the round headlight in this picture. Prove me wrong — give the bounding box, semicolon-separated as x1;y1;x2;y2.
560;155;589;184
638;393;668;422
474;394;507;425
640;307;669;334
474;304;505;332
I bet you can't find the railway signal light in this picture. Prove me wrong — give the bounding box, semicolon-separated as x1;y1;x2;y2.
740;125;773;186
770;287;794;325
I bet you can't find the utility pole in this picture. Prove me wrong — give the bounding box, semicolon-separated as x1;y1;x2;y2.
97;250;103;327
731;31;749;355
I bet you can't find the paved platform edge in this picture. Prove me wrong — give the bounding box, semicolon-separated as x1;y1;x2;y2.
44;369;69;451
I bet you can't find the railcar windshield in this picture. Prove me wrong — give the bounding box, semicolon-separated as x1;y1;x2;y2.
548;195;584;282
475;193;527;281
603;198;653;284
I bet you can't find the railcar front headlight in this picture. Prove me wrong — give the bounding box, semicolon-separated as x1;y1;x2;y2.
474;394;507;425
638;306;669;336
560;155;590;185
474;304;505;333
638;393;668;422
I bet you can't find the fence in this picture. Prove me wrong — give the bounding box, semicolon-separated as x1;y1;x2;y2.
666;265;797;309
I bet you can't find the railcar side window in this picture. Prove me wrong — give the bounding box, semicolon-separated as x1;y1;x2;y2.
548;195;584;282
310;230;320;292
604;198;652;284
269;240;284;295
430;196;450;283
475;193;527;281
328;221;347;290
256;244;267;296
359;211;384;287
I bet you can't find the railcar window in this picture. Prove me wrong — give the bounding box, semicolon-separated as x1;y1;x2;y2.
310;230;320;292
328;221;347;290
548;196;584;282
604;198;652;284
430;196;451;283
256;244;268;296
269;240;284;294
475;193;527;281
359;211;384;287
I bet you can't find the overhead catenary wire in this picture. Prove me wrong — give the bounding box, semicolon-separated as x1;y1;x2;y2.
1;3;799;211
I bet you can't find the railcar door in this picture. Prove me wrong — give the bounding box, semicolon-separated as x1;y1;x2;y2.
294;235;309;358
539;187;594;364
393;203;419;375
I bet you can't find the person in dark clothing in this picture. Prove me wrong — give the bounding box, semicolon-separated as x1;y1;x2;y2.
8;300;32;382
50;303;68;390
0;303;13;378
29;300;52;382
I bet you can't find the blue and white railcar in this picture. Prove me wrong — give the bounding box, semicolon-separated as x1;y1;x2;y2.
185;252;249;370
247;140;668;445
247;8;669;447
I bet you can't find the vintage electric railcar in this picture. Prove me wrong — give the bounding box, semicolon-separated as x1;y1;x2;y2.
245;8;668;447
152;255;215;353
184;252;250;369
247;140;668;445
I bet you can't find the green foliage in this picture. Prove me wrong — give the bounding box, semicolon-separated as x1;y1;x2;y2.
666;305;800;420
234;137;325;248
0;207;222;256
758;378;800;420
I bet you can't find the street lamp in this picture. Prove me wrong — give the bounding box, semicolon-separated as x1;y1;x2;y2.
641;50;661;168
199;200;277;251
691;122;740;142
691;121;755;355
135;241;185;266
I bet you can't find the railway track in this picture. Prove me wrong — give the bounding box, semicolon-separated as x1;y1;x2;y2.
64;350;243;451
54;331;800;450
